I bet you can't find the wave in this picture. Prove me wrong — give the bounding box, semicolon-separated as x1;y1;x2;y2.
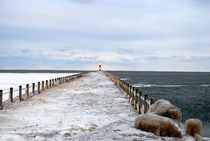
120;78;130;81
133;83;210;88
133;84;185;88
200;84;210;87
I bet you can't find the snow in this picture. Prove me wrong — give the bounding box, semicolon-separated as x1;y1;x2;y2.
0;72;205;141
0;73;77;102
0;73;77;91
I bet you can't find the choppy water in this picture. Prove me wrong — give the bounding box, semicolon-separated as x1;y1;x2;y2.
111;71;210;137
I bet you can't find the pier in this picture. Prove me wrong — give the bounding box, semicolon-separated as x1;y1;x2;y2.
0;71;172;141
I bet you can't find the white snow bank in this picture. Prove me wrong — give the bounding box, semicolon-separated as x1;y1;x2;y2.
0;72;185;141
0;73;78;102
0;73;78;91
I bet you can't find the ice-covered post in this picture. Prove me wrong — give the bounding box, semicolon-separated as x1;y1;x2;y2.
26;84;29;99
46;80;48;89
55;78;57;85
54;79;56;86
134;89;138;110
58;78;60;85
131;87;135;105
49;79;52;88
42;81;44;91
138;91;142;114
129;85;132;102
9;87;13;102
52;79;55;87
0;90;3;110
38;82;40;94
19;85;22;102
123;82;126;91
144;95;149;114
32;83;35;94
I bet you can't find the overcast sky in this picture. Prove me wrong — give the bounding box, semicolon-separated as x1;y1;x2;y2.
0;0;210;71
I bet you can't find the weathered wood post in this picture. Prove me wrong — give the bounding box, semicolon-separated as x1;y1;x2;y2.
55;78;57;86
125;84;128;98
42;81;44;91
131;87;135;105
138;91;142;114
124;82;126;91
54;78;56;86
19;85;22;102
127;84;130;99
0;90;3;110
46;80;48;89
9;87;13;102
129;85;132;102
49;79;52;88
32;83;35;94
134;89;138;110
52;79;54;87
26;84;29;99
58;78;60;84
144;95;149;114
38;82;40;94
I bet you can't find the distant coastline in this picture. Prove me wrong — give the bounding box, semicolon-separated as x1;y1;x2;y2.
0;69;209;73
0;69;90;73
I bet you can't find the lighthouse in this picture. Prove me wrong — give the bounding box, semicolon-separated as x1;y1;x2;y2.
99;61;102;71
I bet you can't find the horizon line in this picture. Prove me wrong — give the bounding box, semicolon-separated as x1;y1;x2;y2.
0;69;209;73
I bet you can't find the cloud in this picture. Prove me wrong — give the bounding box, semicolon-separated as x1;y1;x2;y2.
0;0;210;71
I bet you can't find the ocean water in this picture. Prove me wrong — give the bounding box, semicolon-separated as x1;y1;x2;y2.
111;71;210;137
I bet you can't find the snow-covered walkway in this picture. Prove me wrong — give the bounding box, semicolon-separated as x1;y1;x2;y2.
0;72;180;141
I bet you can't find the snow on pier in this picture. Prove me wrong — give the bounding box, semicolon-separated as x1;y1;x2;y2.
0;72;181;141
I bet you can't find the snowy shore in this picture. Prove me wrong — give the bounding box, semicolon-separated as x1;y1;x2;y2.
0;72;201;140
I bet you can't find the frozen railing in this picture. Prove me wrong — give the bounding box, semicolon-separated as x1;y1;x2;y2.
0;73;87;110
105;72;156;114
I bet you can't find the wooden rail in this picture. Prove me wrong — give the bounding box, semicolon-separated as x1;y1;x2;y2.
105;72;156;114
0;73;87;110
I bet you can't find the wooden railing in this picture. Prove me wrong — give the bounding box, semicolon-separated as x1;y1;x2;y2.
0;73;87;110
105;72;156;114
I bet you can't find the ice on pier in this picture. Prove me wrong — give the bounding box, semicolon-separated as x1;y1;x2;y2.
0;72;190;141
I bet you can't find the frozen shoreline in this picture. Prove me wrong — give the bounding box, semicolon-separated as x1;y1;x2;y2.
0;73;78;91
0;72;203;140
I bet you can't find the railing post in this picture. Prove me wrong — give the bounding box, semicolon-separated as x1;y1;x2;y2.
42;81;44;91
46;80;48;89
138;91;142;114
38;82;40;94
49;79;52;88
55;78;57;86
144;95;149;114
134;89;138;110
19;85;22;102
9;87;13;102
32;83;35;94
0;90;3;110
129;85;132;102
26;84;29;99
131;87;135;105
52;79;54;87
58;78;60;84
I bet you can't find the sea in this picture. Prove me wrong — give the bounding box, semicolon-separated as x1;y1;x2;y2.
111;71;210;137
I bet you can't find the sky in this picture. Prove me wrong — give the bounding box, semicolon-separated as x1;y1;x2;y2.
0;0;210;71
